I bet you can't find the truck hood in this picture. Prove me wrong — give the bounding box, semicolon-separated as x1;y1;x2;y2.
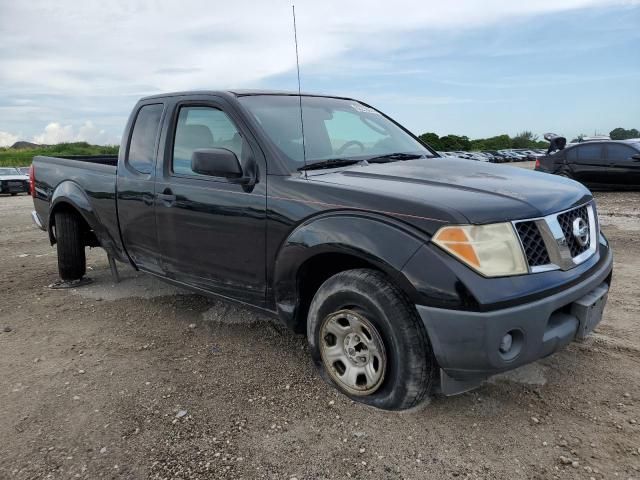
308;157;592;225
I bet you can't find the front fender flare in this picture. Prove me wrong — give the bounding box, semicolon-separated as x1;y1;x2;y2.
273;212;426;327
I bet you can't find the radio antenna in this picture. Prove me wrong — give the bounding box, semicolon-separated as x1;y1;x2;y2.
292;5;307;170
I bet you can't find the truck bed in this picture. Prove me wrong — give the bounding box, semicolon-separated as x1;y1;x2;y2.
31;154;123;259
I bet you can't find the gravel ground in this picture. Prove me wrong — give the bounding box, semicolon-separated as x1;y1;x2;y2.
1;166;639;479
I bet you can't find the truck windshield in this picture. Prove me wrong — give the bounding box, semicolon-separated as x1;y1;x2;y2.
238;95;432;170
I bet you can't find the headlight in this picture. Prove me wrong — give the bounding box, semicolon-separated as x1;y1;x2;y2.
432;223;527;277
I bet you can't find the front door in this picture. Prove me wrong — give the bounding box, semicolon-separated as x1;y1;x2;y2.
572;143;608;184
154;98;267;306
606;143;640;187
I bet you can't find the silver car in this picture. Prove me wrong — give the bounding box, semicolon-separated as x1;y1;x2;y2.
0;167;29;195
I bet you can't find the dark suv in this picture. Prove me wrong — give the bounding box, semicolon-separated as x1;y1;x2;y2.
536;140;640;188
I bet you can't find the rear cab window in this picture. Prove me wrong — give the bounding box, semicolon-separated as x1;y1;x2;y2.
127;103;164;174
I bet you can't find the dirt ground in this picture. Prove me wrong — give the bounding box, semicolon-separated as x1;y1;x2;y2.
1;164;639;479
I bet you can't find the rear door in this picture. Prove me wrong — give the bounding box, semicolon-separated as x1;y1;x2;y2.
571;143;607;184
606;143;640;186
116;102;165;274
154;96;267;306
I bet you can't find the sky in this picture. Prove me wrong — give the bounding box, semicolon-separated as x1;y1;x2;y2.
0;0;638;147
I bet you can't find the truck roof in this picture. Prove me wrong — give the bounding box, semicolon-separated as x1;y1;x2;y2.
139;89;357;102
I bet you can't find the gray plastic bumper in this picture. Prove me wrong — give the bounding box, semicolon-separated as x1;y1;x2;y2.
416;248;613;395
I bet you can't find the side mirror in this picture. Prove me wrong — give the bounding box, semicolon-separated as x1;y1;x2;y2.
191;148;243;179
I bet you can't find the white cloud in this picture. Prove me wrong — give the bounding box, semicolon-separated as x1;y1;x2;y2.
0;131;19;147
32;123;74;144
0;0;633;96
32;121;118;145
0;0;637;140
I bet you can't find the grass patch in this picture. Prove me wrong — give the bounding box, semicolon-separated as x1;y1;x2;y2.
0;142;119;167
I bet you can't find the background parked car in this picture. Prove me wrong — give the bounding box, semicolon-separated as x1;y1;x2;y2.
467;152;490;161
482;151;507;163
515;149;538;161
535;140;640;188
0;167;29;195
438;149;546;164
498;150;524;161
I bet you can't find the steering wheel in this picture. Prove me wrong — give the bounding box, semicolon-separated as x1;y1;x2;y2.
336;140;365;155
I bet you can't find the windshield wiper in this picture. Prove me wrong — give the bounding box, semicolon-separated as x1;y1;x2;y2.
297;158;364;171
367;152;427;163
297;153;429;171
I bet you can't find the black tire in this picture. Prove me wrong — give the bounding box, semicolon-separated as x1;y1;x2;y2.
54;211;86;280
10;192;17;196
307;269;436;411
558;171;572;179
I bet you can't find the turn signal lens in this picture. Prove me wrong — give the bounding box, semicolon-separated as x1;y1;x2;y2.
432;223;528;277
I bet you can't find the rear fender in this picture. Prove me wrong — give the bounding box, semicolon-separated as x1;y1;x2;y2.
49;181;125;262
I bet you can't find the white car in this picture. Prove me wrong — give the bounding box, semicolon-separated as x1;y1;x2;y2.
0;167;29;195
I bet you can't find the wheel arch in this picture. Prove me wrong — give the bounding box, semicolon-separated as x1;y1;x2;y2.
273;212;426;332
48;181;119;259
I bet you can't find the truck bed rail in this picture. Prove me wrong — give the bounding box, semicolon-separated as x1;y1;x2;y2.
37;155;118;166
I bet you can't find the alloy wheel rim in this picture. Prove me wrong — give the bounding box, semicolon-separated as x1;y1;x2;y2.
319;309;387;396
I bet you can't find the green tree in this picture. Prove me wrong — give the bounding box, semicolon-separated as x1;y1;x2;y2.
610;127;640;140
478;134;512;150
439;134;471;151
0;142;119;167
414;130;548;153
512;131;539;149
418;132;443;150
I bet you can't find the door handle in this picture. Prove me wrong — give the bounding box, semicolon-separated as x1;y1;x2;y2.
142;194;154;206
157;191;176;206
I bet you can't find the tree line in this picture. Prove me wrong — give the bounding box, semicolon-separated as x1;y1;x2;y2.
0;142;118;167
419;127;639;152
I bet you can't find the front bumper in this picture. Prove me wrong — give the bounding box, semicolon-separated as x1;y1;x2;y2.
1;180;29;194
416;246;613;395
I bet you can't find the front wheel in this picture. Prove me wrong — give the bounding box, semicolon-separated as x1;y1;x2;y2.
307;269;436;410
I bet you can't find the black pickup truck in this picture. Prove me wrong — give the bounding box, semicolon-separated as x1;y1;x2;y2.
30;91;613;410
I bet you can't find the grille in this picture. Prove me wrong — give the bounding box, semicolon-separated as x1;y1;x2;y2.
557;205;590;257
515;221;550;267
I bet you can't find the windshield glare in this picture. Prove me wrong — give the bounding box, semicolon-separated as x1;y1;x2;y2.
0;168;19;175
238;95;431;169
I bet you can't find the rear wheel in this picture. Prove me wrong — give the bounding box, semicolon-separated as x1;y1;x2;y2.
307;269;436;411
54;211;86;280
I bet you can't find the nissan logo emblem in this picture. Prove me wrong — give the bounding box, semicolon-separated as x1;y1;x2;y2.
572;217;589;247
